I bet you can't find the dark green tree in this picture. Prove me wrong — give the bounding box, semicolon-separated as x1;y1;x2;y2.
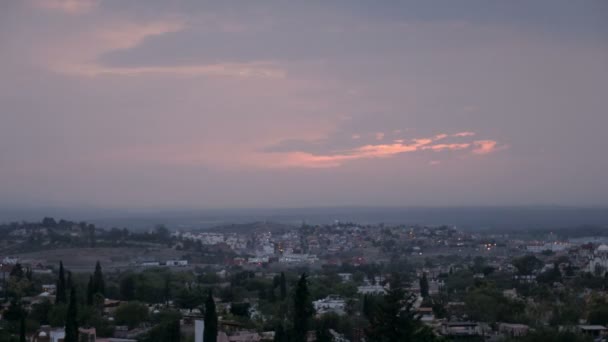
274;323;288;342
56;261;67;304
280;272;287;300
292;273;314;342
315;317;333;342
115;302;149;329
86;275;94;306
366;274;440;342
204;291;218;342
119;274;136;301
512;255;543;276
92;261;105;296
19;315;26;342
176;288;203;312
67;271;73;289
65;287;79;342
10;264;24;279
419;273;429;298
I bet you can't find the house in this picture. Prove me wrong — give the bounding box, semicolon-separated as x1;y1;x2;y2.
165;260;188;267
42;284;57;294
337;273;353;282
357;285;386;295
576;325;607;339
499;323;529;337
313;295;347;315
440;322;482;337
587;245;608;276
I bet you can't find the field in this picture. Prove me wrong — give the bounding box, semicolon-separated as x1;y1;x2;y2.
10;247;186;273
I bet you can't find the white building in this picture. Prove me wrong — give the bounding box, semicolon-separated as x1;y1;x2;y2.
588;244;608;275
337;273;353;282
279;254;318;264
141;261;160;267
248;257;269;264
526;242;570;253
313;295;347;315
166;260;188;267
357;285;386;295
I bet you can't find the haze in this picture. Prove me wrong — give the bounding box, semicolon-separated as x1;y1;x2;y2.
1;1;607;209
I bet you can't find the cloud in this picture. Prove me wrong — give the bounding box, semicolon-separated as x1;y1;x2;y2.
258;133;501;168
472;140;500;154
422;143;471;152
30;0;98;14
375;132;385;140
453;131;476;137
33;17;286;79
57;61;286;78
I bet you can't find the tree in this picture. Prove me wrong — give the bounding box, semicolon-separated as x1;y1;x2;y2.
175;288;203;312
204;290;218;342
140;316;181;342
19;315;26;342
292;273;314;342
30;299;52;325
588;297;608;326
115;302;149;329
274;323;288;342
120;274;136;301
366;274;441;342
10;263;25;279
86;276;94;306
56;261;67;304
92;261;105;296
419;273;429;298
42;217;57;227
67;271;73;289
65;287;79;342
280;272;287;300
316;317;333;342
512;255;543;276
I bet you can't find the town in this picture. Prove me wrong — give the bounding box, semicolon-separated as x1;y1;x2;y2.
0;218;607;341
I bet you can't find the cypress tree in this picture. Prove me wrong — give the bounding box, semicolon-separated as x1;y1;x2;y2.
167;318;181;342
419;273;429;298
365;273;441;342
65;286;79;342
56;261;67;304
362;294;373;320
92;261;105;296
67;271;73;290
19;315;26;342
86;275;94;306
203;290;218;342
292;273;313;342
279;272;287;300
274;324;287;342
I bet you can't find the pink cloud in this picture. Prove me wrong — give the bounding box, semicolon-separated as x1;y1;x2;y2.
472;140;499;154
375;132;385;140
30;0;98;14
453;131;476;137
263;133;494;168
422;143;470;152
104;132;503;170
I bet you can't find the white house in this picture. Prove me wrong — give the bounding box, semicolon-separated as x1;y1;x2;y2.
313;295;347;315
588;244;608;275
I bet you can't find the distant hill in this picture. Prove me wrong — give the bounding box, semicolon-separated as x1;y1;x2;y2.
1;206;607;231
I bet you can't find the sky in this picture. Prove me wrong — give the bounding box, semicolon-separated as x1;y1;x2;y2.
0;0;607;209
